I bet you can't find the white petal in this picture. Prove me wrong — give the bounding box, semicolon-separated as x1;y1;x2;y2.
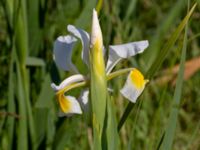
78;89;89;112
58;95;82;117
78;87;113;112
120;79;144;103
79;89;89;105
67;25;90;67
51;74;86;92
106;40;149;74
120;69;148;103
53;35;79;73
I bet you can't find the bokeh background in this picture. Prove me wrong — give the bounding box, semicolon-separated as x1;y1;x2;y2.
0;0;200;149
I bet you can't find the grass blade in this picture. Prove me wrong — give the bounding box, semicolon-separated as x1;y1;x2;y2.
16;62;28;150
26;57;45;67
105;95;119;150
160;6;189;150
6;49;15;150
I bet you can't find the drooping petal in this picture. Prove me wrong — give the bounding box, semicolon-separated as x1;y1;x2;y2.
53;35;78;73
106;40;149;74
120;68;148;103
57;94;82;116
67;25;90;67
51;74;86;92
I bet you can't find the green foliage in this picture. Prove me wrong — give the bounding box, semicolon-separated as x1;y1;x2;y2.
0;0;199;149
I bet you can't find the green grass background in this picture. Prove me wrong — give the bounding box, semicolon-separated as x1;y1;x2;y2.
0;0;200;149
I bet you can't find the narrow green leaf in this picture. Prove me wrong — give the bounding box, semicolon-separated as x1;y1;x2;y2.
160;7;189;150
75;0;96;28
16;63;28;150
124;0;138;22
96;0;103;13
26;57;45;67
21;62;36;150
46;110;56;149
185;121;200;149
34;108;48;149
6;49;15;150
27;0;42;56
15;0;28;66
90;74;107;150
106;95;119;150
35;74;54;108
53;120;70;150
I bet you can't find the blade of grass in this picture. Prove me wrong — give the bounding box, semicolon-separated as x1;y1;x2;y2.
75;0;96;28
160;5;189;150
15;0;28;66
34;108;48;149
185;120;200;149
26;57;45;67
105;94;119;150
6;48;15;150
16;62;28;150
27;0;42;56
127;100;143;150
117;3;196;132
15;0;36;148
123;0;137;22
35;74;54;108
96;0;103;13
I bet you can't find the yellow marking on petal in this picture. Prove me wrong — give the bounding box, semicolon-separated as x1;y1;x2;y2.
56;93;71;113
130;69;146;89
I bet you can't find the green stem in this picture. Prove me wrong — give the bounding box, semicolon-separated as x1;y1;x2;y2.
117;102;134;131
107;68;134;81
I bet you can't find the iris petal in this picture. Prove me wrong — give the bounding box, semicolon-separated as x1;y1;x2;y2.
53;35;78;73
57;94;82;116
51;74;86;92
78;89;89;112
67;25;90;67
106;40;149;74
120;69;148;103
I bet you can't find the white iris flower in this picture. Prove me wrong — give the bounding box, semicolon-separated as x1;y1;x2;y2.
51;9;149;116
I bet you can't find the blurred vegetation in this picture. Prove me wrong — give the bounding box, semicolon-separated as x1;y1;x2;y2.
0;0;200;149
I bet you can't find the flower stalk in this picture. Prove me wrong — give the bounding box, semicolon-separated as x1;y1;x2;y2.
89;9;107;149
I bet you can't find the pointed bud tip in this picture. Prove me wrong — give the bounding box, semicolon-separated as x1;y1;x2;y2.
91;8;102;47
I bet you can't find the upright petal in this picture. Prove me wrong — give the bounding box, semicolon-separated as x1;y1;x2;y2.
57;94;82;116
120;68;148;103
106;40;149;74
53;35;78;73
67;25;90;67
